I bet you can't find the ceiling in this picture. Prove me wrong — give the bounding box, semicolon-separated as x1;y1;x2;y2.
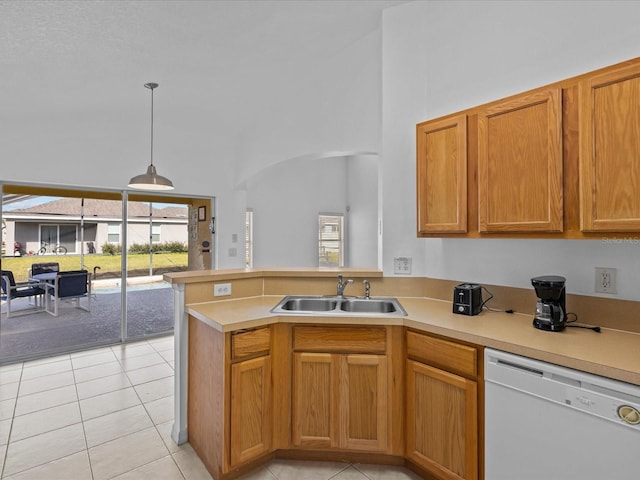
0;1;404;166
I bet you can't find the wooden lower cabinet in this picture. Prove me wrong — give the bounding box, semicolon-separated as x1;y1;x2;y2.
230;355;272;466
292;352;388;452
292;352;335;448
406;359;478;480
188;320;479;480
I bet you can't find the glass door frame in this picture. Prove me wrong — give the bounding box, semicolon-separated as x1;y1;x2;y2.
1;181;216;363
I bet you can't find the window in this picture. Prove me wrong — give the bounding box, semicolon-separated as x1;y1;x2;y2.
318;213;344;267
245;209;253;268
107;223;120;243
40;224;77;254
152;223;161;243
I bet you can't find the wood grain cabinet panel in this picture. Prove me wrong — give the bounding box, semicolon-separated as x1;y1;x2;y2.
292;352;388;452
478;88;563;232
579;62;640;231
340;354;388;451
406;360;478;480
417;114;468;234
292;352;337;449
230;355;272;466
232;327;271;360
293;326;386;353
406;330;477;379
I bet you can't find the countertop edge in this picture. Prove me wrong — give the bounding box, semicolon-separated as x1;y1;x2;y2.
166;267;384;284
185;295;640;386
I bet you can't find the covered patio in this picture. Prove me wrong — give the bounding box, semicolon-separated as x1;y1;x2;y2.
0;281;174;364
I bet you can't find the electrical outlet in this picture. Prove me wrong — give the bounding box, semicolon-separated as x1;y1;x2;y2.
214;283;232;296
595;267;617;294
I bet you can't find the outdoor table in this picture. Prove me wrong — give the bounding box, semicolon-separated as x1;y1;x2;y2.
30;272;58;282
30;272;58;312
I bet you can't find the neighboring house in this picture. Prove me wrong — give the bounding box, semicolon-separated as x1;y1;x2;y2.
3;198;187;256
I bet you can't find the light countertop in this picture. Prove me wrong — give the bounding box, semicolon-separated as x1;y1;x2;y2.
186;295;640;386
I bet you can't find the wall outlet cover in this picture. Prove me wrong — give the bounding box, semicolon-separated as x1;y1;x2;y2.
595;267;617;294
394;257;412;275
214;283;232;296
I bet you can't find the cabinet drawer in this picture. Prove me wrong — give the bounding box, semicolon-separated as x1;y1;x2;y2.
406;330;477;378
293;326;386;354
231;327;271;360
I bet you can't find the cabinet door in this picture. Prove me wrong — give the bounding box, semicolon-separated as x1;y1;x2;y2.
417;115;468;234
580;62;640;231
406;360;478;480
339;354;388;451
292;352;338;448
230;355;272;466
478;88;563;232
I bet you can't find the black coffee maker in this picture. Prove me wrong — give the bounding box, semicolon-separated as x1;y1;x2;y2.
531;275;567;332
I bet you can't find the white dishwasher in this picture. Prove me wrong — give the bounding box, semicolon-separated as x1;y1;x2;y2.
485;348;640;480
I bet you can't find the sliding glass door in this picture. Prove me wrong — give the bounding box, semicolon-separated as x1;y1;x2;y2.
1;185;213;364
0;193;122;362
125;199;188;340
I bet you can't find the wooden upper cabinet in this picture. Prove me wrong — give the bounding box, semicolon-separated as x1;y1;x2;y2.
580;62;640;231
416;114;468;234
477;88;563;232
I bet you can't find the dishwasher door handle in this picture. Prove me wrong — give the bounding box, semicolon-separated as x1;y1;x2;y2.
494;358;544;377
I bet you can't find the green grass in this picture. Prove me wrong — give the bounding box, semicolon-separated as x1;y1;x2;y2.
1;253;188;282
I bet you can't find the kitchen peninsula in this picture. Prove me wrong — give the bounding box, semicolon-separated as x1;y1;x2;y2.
165;268;640;480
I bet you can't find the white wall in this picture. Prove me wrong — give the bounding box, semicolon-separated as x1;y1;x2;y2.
347;155;379;268
0;2;385;271
244;153;379;268
246;156;348;268
382;0;640;300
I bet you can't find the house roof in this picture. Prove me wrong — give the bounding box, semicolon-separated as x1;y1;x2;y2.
7;197;187;220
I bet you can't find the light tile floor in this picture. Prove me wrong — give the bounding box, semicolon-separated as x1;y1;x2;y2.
0;337;422;480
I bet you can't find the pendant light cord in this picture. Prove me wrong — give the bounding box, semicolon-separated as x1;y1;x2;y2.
128;82;173;190
150;86;154;167
144;82;158;168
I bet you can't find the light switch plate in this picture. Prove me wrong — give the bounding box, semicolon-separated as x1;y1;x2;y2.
214;283;232;296
394;257;412;275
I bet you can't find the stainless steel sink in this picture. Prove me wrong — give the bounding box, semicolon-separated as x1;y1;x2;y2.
278;297;339;312
339;298;402;314
271;295;406;316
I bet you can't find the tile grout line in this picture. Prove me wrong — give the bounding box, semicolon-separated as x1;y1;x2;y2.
326;462;355;480
113;340;187;480
351;464;374;480
1;340;165;479
1;369;87;479
140;338;188;480
0;362;23;480
70;361;96;480
0;338;195;480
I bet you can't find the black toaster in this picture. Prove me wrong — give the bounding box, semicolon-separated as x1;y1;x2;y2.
453;283;483;315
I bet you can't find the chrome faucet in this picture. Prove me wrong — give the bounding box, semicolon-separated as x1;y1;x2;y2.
336;274;354;297
363;279;370;299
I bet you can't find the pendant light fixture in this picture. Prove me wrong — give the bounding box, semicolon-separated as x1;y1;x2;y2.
128;82;174;190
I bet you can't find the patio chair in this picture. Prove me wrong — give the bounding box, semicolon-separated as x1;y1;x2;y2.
1;270;45;317
44;270;92;317
28;262;60;279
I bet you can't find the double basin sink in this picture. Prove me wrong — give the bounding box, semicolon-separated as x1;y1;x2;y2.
271;295;407;316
